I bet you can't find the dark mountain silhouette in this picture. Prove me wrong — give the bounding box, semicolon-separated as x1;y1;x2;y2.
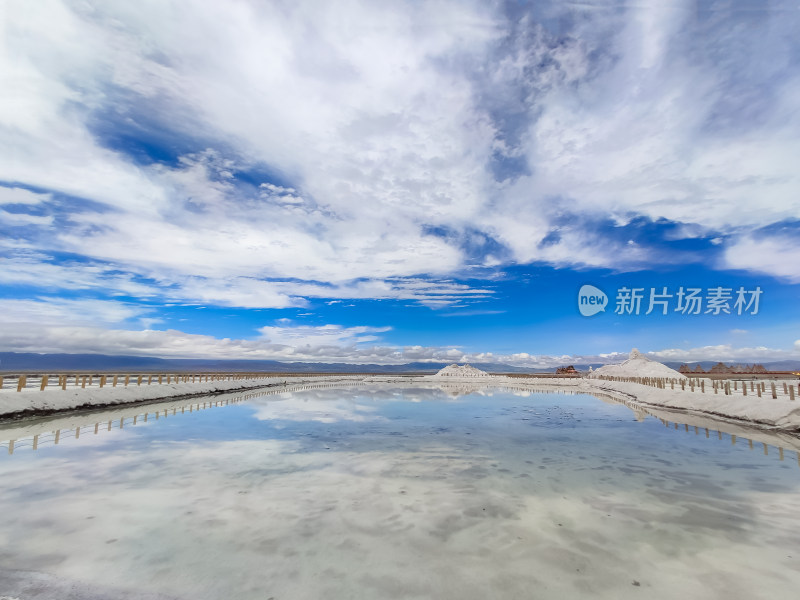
0;352;538;373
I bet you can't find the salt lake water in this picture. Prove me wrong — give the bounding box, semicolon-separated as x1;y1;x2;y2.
1;384;799;599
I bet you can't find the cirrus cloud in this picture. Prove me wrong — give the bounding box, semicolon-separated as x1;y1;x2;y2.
3;0;799;306
2;0;799;361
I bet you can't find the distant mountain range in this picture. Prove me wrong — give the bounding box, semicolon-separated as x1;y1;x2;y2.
0;352;538;374
1;353;797;374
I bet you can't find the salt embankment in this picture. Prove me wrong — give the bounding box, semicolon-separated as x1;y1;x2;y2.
2;355;799;433
584;378;800;431
583;349;800;432
0;376;367;419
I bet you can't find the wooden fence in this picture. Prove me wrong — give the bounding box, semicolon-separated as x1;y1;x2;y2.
596;375;799;400
0;372;330;392
3;385;799;468
0;382;371;455
1;394;248;455
655;417;799;467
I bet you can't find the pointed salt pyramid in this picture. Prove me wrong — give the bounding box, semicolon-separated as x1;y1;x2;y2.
588;348;686;379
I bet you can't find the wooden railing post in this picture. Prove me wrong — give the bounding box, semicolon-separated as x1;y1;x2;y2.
40;375;49;391
17;375;26;392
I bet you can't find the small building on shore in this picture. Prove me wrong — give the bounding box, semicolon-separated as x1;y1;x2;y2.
555;365;579;375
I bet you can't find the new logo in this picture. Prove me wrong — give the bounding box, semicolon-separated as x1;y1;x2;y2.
578;284;607;316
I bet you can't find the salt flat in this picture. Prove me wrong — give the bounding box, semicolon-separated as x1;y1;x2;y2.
3;373;799;433
1;386;799;600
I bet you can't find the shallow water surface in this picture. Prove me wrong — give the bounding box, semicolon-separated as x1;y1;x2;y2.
1;385;799;599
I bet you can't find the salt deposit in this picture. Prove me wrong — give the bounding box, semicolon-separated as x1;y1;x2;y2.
431;363;491;378
2;387;800;600
586;378;800;431
0;376;366;418
2;360;799;433
588;348;686;380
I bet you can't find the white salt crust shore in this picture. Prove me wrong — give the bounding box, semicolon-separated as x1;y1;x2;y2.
2;373;800;434
0;376;367;419
581;379;800;431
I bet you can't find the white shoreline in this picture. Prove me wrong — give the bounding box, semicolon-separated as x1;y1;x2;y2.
1;374;799;434
0;375;367;418
581;378;800;432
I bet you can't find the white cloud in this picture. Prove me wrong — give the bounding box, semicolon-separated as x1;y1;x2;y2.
0;187;55;227
0;253;493;309
0;186;51;205
722;235;800;283
0;209;53;226
478;3;800;271
139;317;164;329
1;2;170;217
1;0;798;311
517;4;800;231
648;344;799;364
0;302;796;366
0;297;149;327
0;255;161;298
251;395;382;424
257;324;392;347
1;0;495;296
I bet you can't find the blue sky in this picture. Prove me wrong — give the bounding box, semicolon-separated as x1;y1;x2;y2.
1;0;799;367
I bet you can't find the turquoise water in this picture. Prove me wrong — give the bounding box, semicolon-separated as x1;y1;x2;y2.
1;385;799;599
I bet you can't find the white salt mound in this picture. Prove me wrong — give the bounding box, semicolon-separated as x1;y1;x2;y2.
433;363;490;378
589;348;686;380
